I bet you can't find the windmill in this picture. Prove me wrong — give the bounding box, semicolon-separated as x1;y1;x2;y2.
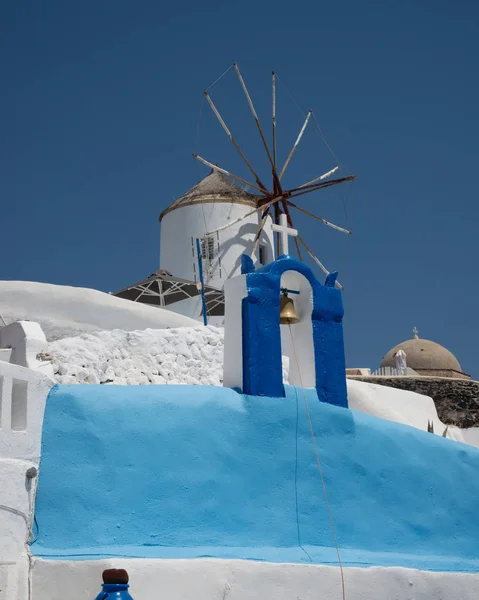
193;63;356;290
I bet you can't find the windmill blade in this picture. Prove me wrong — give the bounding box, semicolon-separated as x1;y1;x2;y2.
204;91;269;193
287;200;351;235
192;154;264;193
234;63;276;174
250;208;271;258
297;166;339;189
289;175;356;196
281;199;303;260
206;195;284;236
297;234;344;290
278;110;312;181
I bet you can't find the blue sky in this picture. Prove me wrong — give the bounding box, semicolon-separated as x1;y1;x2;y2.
1;0;478;377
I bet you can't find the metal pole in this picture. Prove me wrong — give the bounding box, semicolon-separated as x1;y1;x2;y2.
281;199;303;260
196;238;208;326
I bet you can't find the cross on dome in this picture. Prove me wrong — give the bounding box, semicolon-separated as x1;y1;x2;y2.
413;327;419;339
271;213;298;256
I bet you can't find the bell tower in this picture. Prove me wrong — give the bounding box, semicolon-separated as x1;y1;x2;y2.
223;253;348;407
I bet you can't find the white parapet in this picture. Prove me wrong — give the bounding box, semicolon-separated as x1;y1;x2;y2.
0;321;54;378
0;361;54;600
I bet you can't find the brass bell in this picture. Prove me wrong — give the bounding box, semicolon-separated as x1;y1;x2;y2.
279;291;300;325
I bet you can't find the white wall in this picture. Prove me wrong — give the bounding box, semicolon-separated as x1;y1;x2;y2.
160;203;274;290
347;378;479;447
0;459;36;561
31;557;479;600
0;281;199;342
0;362;54;462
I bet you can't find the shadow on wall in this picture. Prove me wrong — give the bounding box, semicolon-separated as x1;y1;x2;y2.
219;220;274;278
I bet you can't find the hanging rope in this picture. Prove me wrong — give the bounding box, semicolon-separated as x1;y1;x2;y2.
288;325;346;600
294;383;314;563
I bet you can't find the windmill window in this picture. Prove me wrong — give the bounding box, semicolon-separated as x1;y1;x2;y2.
258;244;267;265
200;236;217;262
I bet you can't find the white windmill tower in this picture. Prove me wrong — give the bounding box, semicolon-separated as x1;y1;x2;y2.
115;64;355;324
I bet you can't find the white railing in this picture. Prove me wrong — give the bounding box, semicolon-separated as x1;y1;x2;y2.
370;367;419;377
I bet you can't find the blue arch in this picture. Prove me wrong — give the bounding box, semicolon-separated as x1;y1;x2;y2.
241;255;347;407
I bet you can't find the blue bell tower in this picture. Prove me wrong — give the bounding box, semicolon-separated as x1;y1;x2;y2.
223;254;348;408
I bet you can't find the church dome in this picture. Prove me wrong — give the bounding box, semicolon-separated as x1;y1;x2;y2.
159;169;259;221
380;330;468;378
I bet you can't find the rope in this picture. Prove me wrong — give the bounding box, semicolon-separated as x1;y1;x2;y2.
194;64;235;287
275;73;352;176
311;112;353;177
288;325;346;600
194;95;210;235
294;385;314;563
275;71;354;289
205;63;234;92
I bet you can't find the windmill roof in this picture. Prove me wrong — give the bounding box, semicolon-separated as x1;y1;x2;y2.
159;169;260;221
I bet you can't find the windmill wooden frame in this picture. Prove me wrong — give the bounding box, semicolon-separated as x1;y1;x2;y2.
193;63;356;289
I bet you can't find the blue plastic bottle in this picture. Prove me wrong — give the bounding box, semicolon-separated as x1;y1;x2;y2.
94;569;134;600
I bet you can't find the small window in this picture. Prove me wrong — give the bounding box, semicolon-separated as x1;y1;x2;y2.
258;244;267;265
200;236;217;262
11;379;28;431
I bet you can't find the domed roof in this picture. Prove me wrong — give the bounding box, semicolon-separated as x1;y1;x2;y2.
159;169;259;221
380;329;463;374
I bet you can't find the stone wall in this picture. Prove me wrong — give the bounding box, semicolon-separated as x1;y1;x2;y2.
413;369;470;380
349;376;479;428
